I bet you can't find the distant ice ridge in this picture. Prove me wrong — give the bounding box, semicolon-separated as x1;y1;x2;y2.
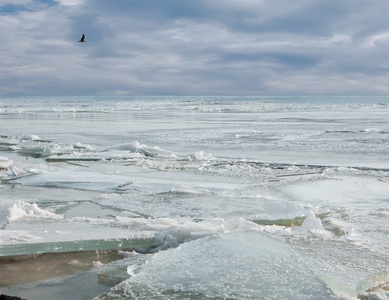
8;201;64;222
0;133;88;158
110;141;215;162
1;96;389;115
21;139;217;170
21;134;50;142
111;141;178;158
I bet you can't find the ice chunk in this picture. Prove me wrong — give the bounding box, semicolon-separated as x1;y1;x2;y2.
250;199;306;222
110;141;142;152
8;201;64;222
0;138;18;146
93;261;104;268
21;134;41;141
297;210;325;231
223;218;259;232
97;253;149;286
186;150;215;161
20;134;52;142
150;226;194;251
15;170;132;192
17;146;52;158
72;142;94;150
0;156;13;169
9;166;28;177
101;232;337;299
293;210;331;238
359;291;389;300
111;141;177;157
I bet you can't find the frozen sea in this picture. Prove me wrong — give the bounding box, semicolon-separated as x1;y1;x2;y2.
0;95;389;300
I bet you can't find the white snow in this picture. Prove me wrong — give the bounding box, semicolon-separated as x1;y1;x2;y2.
8;201;64;222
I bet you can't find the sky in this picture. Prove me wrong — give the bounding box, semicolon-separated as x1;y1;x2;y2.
0;0;389;96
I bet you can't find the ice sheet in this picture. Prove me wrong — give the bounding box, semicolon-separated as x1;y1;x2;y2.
98;231;337;299
1;96;389;299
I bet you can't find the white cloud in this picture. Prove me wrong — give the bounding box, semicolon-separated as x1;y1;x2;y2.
54;0;84;6
365;32;389;48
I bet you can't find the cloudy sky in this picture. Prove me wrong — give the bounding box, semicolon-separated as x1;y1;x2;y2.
1;0;389;96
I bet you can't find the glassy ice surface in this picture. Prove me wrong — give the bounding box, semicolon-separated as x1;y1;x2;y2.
1;96;389;299
98;231;338;299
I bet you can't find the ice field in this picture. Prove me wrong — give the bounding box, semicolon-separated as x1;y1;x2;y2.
1;96;389;299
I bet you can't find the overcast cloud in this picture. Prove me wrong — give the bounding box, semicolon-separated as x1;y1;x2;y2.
1;0;389;96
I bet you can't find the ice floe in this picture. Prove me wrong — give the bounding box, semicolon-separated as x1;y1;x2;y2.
100;231;338;299
0;156;13;169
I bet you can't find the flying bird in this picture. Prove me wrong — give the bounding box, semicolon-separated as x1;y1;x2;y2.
78;34;85;42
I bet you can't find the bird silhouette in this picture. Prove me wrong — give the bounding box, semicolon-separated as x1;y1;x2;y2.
78;34;85;42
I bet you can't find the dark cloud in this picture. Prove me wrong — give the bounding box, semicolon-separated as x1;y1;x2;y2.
91;0;213;20
215;52;320;69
